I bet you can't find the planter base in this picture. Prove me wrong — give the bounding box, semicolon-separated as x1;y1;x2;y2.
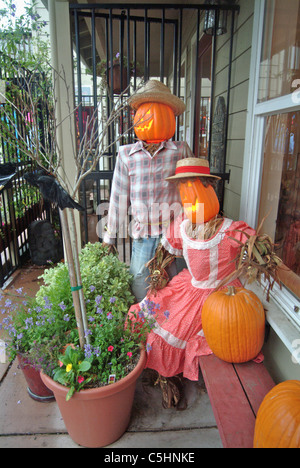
27;387;55;403
17;354;54;402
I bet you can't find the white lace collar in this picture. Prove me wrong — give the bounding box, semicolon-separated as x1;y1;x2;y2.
180;218;233;250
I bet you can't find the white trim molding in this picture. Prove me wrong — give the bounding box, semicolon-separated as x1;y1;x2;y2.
240;0;300;346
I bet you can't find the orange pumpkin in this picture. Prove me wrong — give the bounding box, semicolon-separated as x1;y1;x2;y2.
178;178;220;224
253;380;300;448
133;102;176;143
202;286;265;363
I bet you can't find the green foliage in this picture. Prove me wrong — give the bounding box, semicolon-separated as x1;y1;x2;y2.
36;242;135;316
95;52;139;78
0;0;50;72
54;346;92;401
79;242;134;310
0;0;53;171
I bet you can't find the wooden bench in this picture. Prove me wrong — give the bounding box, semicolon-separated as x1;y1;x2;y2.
199;354;275;448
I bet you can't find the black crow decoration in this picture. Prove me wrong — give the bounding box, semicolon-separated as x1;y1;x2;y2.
24;170;85;211
0;162;17;192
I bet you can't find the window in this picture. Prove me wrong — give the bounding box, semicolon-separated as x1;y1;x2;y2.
258;111;300;297
242;0;300;328
258;0;300;102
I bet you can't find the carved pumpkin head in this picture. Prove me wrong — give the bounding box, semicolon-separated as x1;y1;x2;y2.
133;102;176;143
166;158;221;225
178;178;220;224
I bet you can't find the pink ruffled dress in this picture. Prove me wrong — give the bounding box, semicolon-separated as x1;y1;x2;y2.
128;217;255;381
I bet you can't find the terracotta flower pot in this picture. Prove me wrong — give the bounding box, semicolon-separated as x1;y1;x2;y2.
40;348;146;448
17;354;55;402
108;64;128;94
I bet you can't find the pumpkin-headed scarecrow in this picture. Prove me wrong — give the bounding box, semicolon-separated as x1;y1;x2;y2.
103;80;193;302
128;157;280;408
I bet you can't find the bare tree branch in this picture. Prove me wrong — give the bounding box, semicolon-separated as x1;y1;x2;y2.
0;64;146;348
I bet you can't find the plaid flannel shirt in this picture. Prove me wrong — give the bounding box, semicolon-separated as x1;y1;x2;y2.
103;140;193;243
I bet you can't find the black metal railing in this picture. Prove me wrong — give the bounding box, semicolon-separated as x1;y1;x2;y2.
0;61;54;285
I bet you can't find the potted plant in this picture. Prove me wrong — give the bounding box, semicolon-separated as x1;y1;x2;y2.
96;52;140;93
0;289;65;402
1;243;158;447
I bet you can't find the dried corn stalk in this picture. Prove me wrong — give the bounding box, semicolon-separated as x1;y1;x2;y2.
217;214;282;300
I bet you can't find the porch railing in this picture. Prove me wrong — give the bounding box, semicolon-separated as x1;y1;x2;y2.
0;61;53;286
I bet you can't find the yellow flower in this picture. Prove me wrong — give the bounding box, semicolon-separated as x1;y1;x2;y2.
66;364;72;373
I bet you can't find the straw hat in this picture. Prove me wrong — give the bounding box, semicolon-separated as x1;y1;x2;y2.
166;158;221;181
128;80;186;116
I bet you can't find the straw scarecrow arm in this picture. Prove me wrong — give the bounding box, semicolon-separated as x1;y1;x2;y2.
102;242;118;255
146;243;176;295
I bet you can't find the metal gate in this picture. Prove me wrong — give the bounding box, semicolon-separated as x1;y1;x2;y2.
70;2;239;263
0;59;54;286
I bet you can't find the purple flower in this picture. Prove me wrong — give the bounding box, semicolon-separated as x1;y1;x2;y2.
164;310;170;319
24;317;33;329
138;310;145;320
95;295;102;305
107;312;113;320
63;314;70;322
146;343;152;352
143;299;157;316
84;344;93;359
43;297;52;310
90;285;96;292
109;297;116;304
59;302;66;311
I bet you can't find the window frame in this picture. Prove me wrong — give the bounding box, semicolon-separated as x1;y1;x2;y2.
241;0;300;328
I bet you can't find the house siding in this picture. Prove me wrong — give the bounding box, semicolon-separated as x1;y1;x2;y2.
180;1;254;220
214;0;254;220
